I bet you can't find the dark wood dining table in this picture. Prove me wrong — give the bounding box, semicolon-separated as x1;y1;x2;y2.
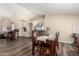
37;35;55;42
36;35;56;56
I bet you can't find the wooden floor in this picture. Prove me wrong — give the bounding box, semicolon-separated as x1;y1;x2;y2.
0;37;79;56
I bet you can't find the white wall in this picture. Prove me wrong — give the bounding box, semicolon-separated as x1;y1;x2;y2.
0;3;36;37
44;14;79;44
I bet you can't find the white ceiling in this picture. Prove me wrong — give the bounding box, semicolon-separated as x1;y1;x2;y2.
0;3;79;19
17;3;79;15
0;3;36;19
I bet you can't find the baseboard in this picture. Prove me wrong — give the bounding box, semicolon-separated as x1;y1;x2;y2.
18;36;32;39
59;40;73;44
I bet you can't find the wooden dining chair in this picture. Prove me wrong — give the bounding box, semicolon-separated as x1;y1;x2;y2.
42;32;59;56
7;30;17;41
72;33;78;45
38;32;59;56
55;32;59;48
77;41;79;53
32;30;37;55
75;37;79;53
41;39;57;56
37;40;45;56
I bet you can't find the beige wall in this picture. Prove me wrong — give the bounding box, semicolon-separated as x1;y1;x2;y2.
0;20;9;32
0;20;8;27
44;14;79;44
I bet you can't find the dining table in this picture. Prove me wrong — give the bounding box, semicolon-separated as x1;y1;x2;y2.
36;35;56;55
36;35;55;43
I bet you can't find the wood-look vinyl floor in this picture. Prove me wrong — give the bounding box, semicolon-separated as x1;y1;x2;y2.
0;37;79;56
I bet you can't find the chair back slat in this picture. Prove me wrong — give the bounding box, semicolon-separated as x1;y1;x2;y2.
32;30;38;42
55;32;59;47
45;39;56;56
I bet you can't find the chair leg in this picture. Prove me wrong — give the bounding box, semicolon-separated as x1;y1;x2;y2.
32;44;35;55
77;47;79;55
55;48;57;56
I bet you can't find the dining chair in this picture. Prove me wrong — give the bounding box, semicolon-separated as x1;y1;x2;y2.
32;30;47;56
75;37;79;53
37;40;45;56
32;30;41;55
38;32;59;56
42;39;56;56
55;32;59;49
7;29;17;41
72;33;78;45
7;31;11;41
42;32;59;56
